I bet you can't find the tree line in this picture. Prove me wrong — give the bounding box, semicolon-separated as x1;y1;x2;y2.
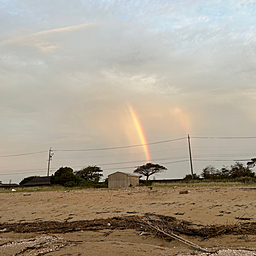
19;163;167;187
19;160;256;187
184;162;256;182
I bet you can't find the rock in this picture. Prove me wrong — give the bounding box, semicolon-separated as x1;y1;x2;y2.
179;190;189;194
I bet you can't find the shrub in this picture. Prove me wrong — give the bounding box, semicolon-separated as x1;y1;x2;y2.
183;174;200;180
235;177;256;184
64;181;77;187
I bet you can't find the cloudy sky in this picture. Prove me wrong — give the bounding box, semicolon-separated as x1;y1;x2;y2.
1;0;256;183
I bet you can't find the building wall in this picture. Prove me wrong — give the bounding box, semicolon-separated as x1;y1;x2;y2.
128;176;139;187
108;172;139;188
108;172;128;188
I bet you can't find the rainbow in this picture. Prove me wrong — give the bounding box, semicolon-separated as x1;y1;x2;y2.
128;105;151;162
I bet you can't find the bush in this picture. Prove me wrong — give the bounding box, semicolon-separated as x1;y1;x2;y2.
64;181;77;187
139;180;153;186
234;177;256;184
183;174;200;180
81;180;98;188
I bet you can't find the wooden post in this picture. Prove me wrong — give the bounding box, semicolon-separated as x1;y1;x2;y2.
47;148;53;176
188;134;194;179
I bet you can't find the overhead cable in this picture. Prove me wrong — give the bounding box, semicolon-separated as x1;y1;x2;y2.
192;136;256;139
102;159;189;171
0;169;46;175
0;150;48;158
53;137;187;152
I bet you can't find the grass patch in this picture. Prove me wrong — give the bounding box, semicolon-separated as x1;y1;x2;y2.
0;186;79;193
152;181;256;188
0;185;109;193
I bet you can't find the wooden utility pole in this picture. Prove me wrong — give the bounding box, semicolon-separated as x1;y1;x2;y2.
47;148;53;176
187;134;194;179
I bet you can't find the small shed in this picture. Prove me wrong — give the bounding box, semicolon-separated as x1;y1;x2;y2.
108;172;140;188
23;176;51;187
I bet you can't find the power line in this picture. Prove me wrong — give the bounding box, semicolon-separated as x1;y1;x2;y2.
194;159;239;162
159;159;189;165
59;156;189;169
0;155;189;176
0;169;46;175
233;159;251;161
192;136;256;139
102;159;189;171
53;146;188;160
2;135;256;178
194;153;256;157
53;137;187;152
1;136;256;158
0;150;47;158
0;161;47;170
98;156;188;166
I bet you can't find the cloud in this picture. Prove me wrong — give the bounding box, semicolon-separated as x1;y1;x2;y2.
2;23;98;52
2;1;256;183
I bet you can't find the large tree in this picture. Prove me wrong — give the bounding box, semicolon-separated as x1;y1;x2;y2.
51;166;81;186
75;165;103;183
133;163;166;180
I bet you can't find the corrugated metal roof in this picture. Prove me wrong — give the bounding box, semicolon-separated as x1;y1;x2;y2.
108;171;140;177
0;184;19;188
23;176;51;186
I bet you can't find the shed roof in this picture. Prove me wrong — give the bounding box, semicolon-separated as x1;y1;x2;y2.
23;176;51;186
108;171;140;177
0;183;19;188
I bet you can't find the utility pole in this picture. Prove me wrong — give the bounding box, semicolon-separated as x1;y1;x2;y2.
47;148;53;176
187;134;194;180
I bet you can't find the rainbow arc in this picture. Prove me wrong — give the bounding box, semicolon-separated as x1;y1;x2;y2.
128;105;151;162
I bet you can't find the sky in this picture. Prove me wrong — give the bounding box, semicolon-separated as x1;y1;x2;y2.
1;0;256;183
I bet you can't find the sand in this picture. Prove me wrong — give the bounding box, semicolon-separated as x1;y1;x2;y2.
1;185;256;255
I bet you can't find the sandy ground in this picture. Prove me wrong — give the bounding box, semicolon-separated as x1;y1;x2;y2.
1;185;256;255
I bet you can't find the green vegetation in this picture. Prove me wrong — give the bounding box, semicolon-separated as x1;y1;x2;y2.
134;163;167;180
200;162;255;181
183;174;200;181
152;181;256;188
13;165;107;190
50;165;107;188
51;167;81;187
81;179;108;188
6;161;255;192
179;162;256;184
75;165;103;186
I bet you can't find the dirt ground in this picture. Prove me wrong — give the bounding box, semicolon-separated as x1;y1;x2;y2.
1;185;256;255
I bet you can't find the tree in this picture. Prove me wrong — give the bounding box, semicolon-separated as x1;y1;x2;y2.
51;167;81;187
201;166;218;179
200;162;255;180
133;163;166;180
229;162;254;178
75;165;103;183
